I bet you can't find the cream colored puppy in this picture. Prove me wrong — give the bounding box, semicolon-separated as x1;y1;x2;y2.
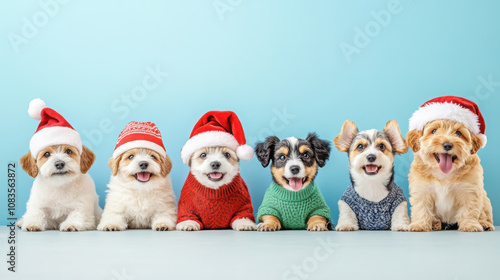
98;148;177;231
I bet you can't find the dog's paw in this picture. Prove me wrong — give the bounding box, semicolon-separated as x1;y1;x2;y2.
99;224;125;231
479;221;495;231
391;223;409;231
409;222;432;232
176;220;200;231
152;222;175;231
16;219;23;229
232;218;256;231
307;222;328;231
61;225;80;232
23;224;43;232
335;224;358;231
257;222;281;232
432;220;442;231
459;222;484;232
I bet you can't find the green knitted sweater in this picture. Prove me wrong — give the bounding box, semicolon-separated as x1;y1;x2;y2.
256;181;331;230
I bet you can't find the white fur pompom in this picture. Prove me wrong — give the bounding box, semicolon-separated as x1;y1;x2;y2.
236;144;254;161
28;98;46;120
478;134;487;148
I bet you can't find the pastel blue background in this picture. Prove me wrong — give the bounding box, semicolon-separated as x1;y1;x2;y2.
1;0;499;225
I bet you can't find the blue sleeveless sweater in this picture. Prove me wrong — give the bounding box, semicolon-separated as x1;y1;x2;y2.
340;182;406;230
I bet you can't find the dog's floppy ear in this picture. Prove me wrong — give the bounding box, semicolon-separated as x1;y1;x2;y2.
306;133;331;168
80;145;96;174
406;129;423;152
255;136;280;167
384;120;408;154
160;154;173;177
20;151;38;178
108;154;122;176
334;120;358;152
470;133;483;155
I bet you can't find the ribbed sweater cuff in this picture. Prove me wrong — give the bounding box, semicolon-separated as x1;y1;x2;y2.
268;181;318;201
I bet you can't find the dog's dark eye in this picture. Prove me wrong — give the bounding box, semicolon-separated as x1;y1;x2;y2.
44;152;50;158
66;149;72;155
128;155;134;160
432;129;437;134
224;152;231;159
302;153;310;159
378;144;385;151
279;155;286;161
151;155;156;160
200;153;206;159
455;131;462;137
357;144;364;151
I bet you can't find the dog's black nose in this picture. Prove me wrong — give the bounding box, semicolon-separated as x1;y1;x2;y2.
367;154;376;163
290;165;300;175
139;161;149;170
443;142;453;151
54;161;65;170
211;161;221;170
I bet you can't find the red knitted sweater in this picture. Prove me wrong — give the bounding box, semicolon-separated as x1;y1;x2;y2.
177;172;255;229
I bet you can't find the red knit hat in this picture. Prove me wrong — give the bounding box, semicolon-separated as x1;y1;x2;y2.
181;111;253;164
28;98;82;158
409;96;487;147
113;121;166;158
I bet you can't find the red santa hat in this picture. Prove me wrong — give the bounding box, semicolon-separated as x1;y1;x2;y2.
181;111;253;165
113;121;166;158
28;98;82;158
409;96;487;148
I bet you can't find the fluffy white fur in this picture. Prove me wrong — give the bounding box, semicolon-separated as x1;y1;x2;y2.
17;149;101;231
176;147;256;231
30;127;82;158
180;131;253;164
97;150;177;231
409;102;486;147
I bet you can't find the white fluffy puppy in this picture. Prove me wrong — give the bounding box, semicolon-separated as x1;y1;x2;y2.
98;122;177;231
18;99;101;232
19;145;100;231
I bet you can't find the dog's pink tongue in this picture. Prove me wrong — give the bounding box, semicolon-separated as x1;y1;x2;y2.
365;165;378;173
137;172;151;182
438;153;453;174
289;178;303;191
209;172;222;179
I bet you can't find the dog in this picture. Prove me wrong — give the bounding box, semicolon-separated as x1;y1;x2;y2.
334;120;410;231
176;146;256;231
176;111;256;231
18;144;100;231
406;119;494;232
255;133;332;231
98;121;177;231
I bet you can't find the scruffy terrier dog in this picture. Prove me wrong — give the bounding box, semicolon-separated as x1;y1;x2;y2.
98;122;177;231
406;96;494;232
334;120;410;231
407;120;494;232
255;133;332;231
18;99;100;231
176;111;256;231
